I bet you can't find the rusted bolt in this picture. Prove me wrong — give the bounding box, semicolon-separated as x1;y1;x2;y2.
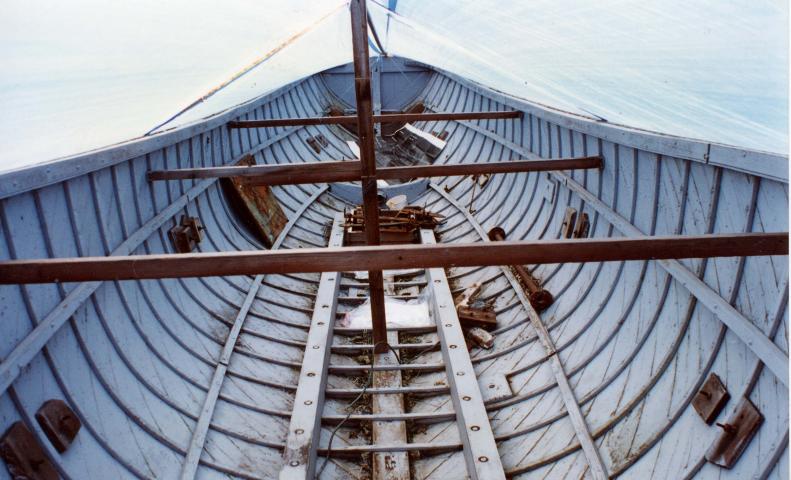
471;425;480;431
462;396;471;401
717;422;738;435
487;227;507;242
698;390;712;399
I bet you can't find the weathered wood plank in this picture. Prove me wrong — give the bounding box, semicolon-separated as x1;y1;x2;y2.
227;111;521;129
0;233;784;285
147;156;603;183
280;214;343;479
372;331;410;480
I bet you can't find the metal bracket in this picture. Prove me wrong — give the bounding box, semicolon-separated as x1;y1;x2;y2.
706;397;764;469
692;373;730;424
168;215;203;253
35;399;81;453
0;422;58;480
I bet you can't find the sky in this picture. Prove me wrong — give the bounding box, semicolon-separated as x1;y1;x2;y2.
0;0;787;173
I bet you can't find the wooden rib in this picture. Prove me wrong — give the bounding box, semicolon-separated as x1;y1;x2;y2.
180;186;328;480
556;172;790;386
446;115;791;386
0;233;785;285
179;275;262;480
147;156;603;183
0;128;305;399
505;259;608;479
226;110;520;128
430;183;608;478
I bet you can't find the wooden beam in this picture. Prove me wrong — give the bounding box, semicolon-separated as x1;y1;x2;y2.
350;0;388;353
0;233;785;285
226;110;520;129
147;156;603;183
148;159;361;183
377;156;602;180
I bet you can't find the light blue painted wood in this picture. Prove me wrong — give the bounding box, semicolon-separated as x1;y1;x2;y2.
0;60;786;480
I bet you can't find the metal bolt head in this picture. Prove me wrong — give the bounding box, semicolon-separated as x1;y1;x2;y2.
450;345;457;349
478;456;489;463
295;428;304;434
471;425;480;431
312;345;320;349
307;372;316;377
487;227;506;241
290;460;300;467
304;400;313;405
456;371;465;376
445;323;452;327
462;396;471;401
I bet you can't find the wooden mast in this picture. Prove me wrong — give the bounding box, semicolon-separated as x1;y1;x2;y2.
350;0;389;353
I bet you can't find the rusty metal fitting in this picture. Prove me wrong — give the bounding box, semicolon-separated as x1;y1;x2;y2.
487;227;554;312
487;227;506;242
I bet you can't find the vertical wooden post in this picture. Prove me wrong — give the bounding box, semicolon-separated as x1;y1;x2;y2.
350;0;388;353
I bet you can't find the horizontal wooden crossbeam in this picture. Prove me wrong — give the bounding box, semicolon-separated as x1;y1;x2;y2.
227;110;520;128
0;233;785;284
147;156;603;183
